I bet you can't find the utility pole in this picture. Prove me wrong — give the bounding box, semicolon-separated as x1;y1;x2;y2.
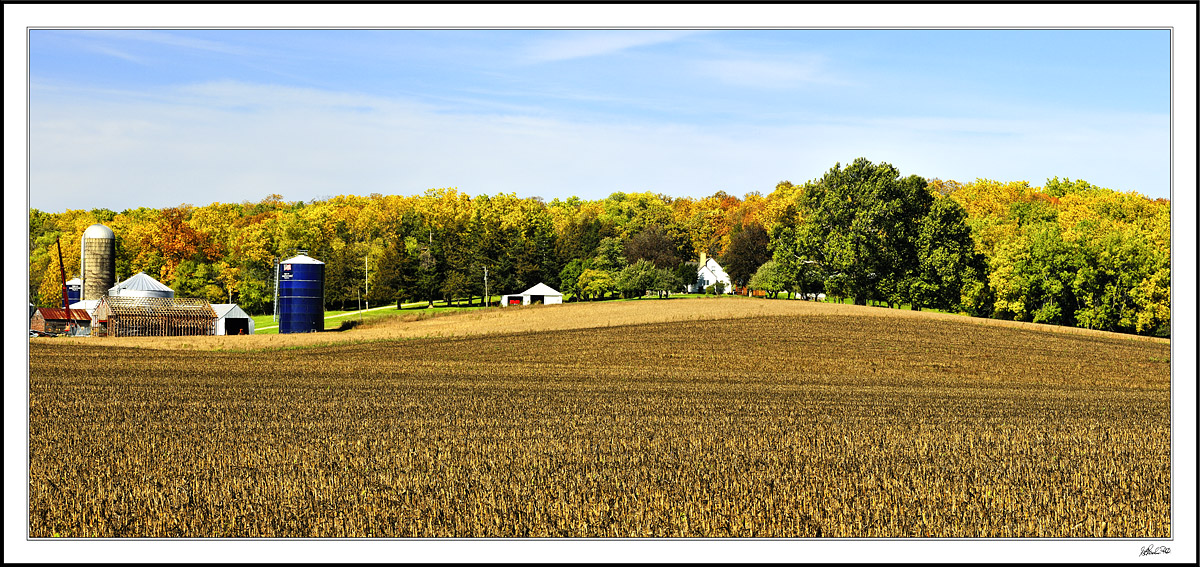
272;256;280;322
56;238;72;335
483;265;489;307
364;254;369;311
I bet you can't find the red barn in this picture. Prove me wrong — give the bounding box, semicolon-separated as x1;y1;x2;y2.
31;308;92;335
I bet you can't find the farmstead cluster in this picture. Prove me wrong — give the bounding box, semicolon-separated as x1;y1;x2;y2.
30;159;1171;338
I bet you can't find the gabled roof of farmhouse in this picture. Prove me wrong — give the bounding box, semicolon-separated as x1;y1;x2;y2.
109;271;174;294
703;257;729;276
520;282;562;296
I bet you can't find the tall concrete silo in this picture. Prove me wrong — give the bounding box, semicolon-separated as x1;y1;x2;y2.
80;224;116;301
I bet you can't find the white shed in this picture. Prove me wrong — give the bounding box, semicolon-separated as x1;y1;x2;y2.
212;303;254;335
501;282;563;306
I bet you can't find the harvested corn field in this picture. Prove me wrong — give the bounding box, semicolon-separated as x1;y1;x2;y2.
28;301;1170;538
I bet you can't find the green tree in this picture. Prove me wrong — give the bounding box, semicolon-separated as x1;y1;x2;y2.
651;267;682;298
511;202;559;291
1071;224;1158;333
624;225;681;269
990;223;1081;325
616;259;659;299
369;240;411;308
592;236;627;272
441;270;472;307
769;208;826;301
558;258;592;301
674;262;700;293
913;197;990;313
720;223;770;293
748;260;788;298
578;268;616;301
1132;265;1170;337
795;158;932;306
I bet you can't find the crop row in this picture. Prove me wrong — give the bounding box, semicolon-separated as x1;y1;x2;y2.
29;315;1171;537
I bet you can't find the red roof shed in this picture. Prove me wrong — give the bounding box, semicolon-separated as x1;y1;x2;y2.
31;308;92;334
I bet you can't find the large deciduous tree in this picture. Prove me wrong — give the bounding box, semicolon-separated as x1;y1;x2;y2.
719;223;770;293
913;196;990;313
624;225;680;269
990;222;1081;326
617;259;660;298
748;260;789;298
791;158;932;306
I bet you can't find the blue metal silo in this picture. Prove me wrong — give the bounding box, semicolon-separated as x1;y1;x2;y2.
278;254;325;333
66;277;83;306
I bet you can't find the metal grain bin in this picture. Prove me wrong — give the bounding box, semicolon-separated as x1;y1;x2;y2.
108;271;175;299
278;254;325;333
66;277;82;305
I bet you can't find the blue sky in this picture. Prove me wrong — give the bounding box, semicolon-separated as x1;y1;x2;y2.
26;28;1171;212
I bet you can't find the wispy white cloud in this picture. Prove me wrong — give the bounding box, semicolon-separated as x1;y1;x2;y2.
520;30;697;63
697;55;845;89
28;80;1170;213
72;29;250;56
82;43;147;65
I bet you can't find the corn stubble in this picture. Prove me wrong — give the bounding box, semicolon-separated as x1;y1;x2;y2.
29;314;1169;537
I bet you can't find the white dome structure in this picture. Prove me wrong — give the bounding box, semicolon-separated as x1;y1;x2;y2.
109;271;175;299
82;223;115;240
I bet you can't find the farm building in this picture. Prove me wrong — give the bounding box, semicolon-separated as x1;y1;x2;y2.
92;296;216;337
109;271;175;298
685;252;734;294
501;283;563;306
31;308;92;336
69;299;101;319
212;304;254;335
80;224;115;301
66;277;82;304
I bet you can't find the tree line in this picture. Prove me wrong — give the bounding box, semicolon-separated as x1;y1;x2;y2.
28;158;1171;337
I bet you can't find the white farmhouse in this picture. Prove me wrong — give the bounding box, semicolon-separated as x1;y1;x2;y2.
686;252;734;294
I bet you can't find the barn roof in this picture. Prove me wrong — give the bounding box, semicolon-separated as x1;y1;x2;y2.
109;271;174;295
211;303;250;319
519;282;562;296
94;296;216;319
37;308;91;321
